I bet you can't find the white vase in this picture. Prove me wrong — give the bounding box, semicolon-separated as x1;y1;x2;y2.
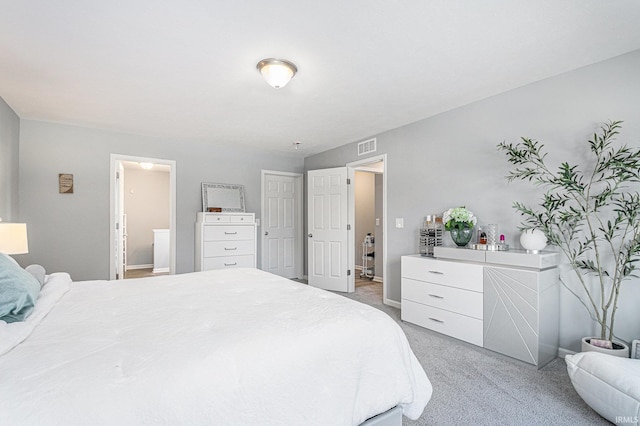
520;229;547;253
581;337;630;358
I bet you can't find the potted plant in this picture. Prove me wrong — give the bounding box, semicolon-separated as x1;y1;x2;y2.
442;206;477;247
497;121;640;357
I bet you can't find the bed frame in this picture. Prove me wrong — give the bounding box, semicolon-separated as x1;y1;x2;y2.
360;405;402;426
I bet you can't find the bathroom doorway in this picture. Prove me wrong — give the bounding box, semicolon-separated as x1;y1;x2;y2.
348;155;386;303
109;154;176;280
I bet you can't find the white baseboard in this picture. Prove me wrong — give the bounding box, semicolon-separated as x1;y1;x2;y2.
126;264;153;271
385;299;401;309
558;347;577;359
152;267;170;274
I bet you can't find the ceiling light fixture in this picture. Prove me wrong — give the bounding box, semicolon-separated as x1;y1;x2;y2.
257;58;297;89
293;141;302;150
139;162;154;170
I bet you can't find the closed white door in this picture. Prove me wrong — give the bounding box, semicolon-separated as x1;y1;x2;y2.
262;173;298;278
307;167;349;292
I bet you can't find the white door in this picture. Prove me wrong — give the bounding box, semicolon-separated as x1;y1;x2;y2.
115;161;125;280
262;173;299;278
307;167;350;292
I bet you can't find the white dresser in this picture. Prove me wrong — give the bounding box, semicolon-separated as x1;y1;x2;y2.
401;248;559;368
195;212;257;271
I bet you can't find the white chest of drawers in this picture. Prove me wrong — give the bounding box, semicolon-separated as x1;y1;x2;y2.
195;212;257;271
401;255;484;346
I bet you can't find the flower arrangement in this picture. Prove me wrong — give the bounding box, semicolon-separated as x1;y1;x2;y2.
442;206;477;231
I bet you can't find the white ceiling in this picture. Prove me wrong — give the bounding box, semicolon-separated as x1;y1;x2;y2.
2;1;640;157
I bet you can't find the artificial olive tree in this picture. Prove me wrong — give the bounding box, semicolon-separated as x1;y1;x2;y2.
498;121;640;343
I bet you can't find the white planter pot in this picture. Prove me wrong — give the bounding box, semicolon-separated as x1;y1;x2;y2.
520;229;547;253
581;337;630;358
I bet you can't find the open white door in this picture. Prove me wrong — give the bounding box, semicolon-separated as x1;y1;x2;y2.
115;161;125;280
307;167;350;292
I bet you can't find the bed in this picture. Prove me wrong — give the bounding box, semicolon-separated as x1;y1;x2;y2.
0;266;432;425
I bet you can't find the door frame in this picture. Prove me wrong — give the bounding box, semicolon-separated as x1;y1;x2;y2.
347;154;394;306
109;154;177;280
260;170;304;279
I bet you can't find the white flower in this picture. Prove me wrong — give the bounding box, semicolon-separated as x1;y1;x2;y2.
442;206;477;230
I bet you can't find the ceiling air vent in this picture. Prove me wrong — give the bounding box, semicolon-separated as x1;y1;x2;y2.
357;138;376;156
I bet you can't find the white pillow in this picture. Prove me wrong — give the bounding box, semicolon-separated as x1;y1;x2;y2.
566;352;640;425
25;264;46;286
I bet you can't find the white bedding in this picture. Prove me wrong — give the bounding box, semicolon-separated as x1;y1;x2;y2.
0;268;431;425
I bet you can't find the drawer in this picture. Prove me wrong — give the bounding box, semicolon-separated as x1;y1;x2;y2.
229;214;254;223
402;278;483;319
204;240;255;257
401;256;483;292
202;254;255;270
203;225;255;241
401;299;483;346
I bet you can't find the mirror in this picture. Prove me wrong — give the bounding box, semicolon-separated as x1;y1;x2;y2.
201;183;245;212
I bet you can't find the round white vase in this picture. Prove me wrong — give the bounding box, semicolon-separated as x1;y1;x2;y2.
520;229;547;253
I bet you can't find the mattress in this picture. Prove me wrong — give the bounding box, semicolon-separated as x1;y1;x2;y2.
0;268;431;425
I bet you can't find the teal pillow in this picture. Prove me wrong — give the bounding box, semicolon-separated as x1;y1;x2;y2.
0;254;42;323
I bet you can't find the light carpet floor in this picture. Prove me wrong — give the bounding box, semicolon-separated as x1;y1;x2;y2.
334;281;607;426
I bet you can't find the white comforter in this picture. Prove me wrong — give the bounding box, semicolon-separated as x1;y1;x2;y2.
0;268;431;425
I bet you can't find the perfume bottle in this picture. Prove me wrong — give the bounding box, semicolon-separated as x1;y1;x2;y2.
478;227;487;244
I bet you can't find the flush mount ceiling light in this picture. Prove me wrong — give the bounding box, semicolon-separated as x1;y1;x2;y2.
256;58;297;89
139;162;154;170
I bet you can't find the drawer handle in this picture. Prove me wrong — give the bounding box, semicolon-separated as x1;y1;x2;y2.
224;231;238;235
428;294;444;299
428;270;444;275
429;317;444;324
224;247;238;251
224;262;237;266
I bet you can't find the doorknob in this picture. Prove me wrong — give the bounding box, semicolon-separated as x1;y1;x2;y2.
308;233;313;238
264;231;269;236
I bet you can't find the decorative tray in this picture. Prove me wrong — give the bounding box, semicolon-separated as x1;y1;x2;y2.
469;243;509;251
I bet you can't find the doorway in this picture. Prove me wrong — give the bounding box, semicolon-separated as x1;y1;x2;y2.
109;154;177;280
261;170;303;279
353;166;383;299
347;155;389;305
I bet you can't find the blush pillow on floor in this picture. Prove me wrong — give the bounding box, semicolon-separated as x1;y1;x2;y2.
566;351;640;425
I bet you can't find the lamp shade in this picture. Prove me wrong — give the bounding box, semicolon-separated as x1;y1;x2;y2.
0;223;29;254
256;58;297;89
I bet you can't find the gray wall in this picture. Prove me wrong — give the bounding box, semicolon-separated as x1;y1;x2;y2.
124;167;170;267
0;97;19;223
18;120;304;280
305;49;640;351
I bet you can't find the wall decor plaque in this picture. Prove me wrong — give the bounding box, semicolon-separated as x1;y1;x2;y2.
59;173;74;194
